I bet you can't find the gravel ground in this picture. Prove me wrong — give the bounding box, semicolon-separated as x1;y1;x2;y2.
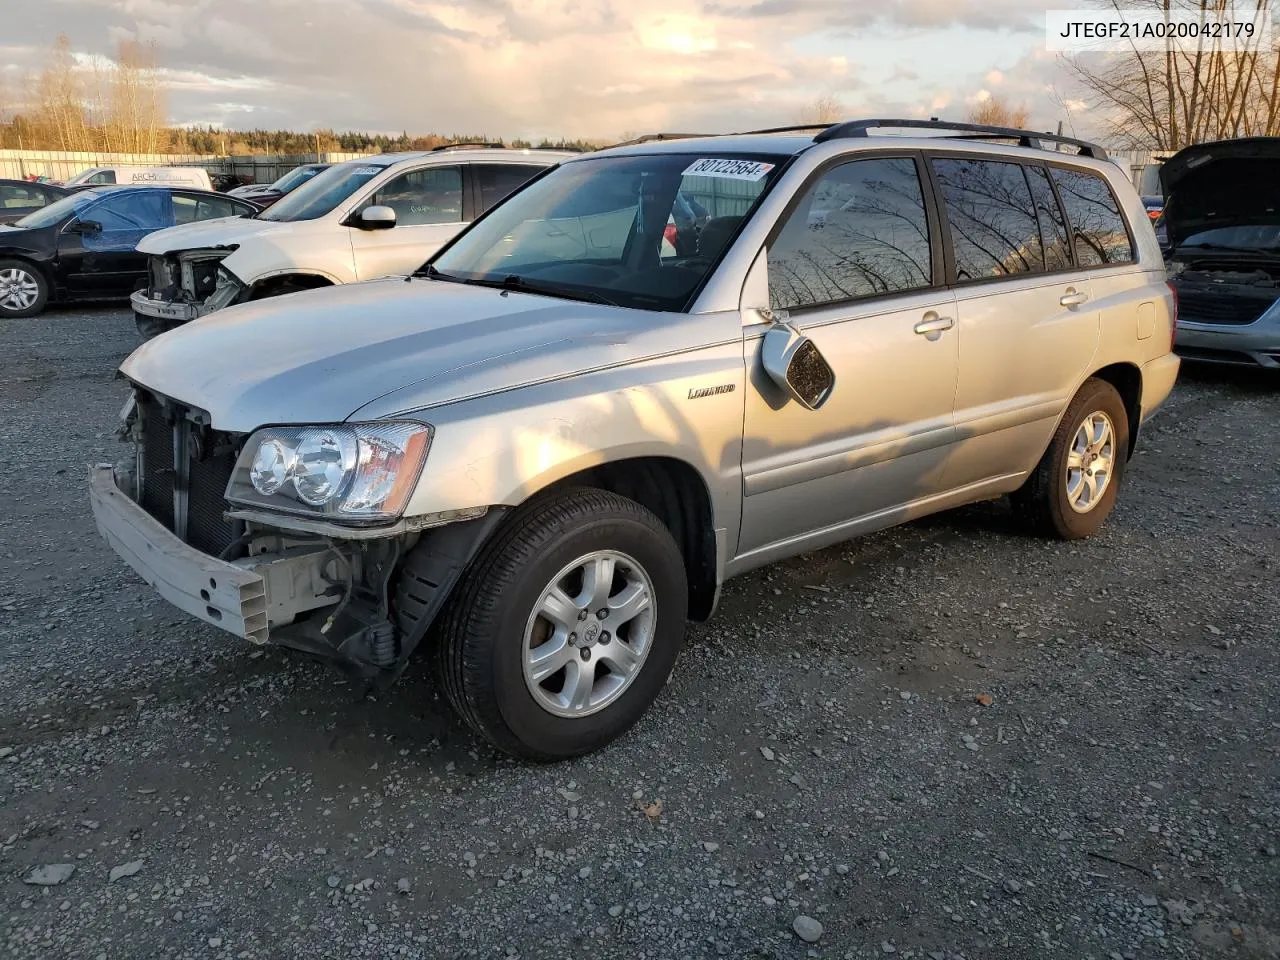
1;306;1278;960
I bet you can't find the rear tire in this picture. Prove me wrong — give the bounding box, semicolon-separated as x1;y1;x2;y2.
0;260;49;319
429;488;688;760
1013;377;1130;539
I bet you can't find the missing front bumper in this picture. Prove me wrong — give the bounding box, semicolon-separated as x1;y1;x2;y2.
89;464;269;643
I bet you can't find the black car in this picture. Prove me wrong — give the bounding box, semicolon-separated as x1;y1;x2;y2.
226;163;330;210
0;179;71;226
0;185;259;318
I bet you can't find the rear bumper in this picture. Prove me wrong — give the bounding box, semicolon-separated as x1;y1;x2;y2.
130;289;199;322
89;464;268;643
1175;318;1280;368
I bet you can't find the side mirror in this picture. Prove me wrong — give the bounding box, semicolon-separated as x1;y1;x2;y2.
761;321;835;410
70;219;102;234
356;205;396;230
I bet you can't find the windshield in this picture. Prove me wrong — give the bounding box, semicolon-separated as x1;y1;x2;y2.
1181;224;1280;251
14;189;105;229
257;161;388;222
427;153;783;311
269;164;327;194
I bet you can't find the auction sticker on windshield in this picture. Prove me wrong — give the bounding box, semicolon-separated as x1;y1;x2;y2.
683;158;775;181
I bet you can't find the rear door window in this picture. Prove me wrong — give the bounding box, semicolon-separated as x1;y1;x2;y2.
474;164;545;214
1024;165;1072;271
932;157;1044;280
0;183;45;210
173;193;244;223
1050;167;1134;266
370;166;463;225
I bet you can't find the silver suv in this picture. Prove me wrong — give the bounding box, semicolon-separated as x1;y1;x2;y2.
90;119;1179;759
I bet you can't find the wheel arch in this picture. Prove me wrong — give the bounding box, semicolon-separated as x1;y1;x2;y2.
531;455;720;622
245;270;337;300
1089;361;1143;457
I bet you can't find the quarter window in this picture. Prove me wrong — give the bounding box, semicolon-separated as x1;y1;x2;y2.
767;157;933;311
370;166;463;226
933;158;1043;280
1050;167;1134;266
474;164;544;214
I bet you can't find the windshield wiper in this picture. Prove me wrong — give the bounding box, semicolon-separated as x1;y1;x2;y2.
415;263;470;283
494;274;621;307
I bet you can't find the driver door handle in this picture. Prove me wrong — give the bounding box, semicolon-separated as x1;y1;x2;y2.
1060;289;1089;307
913;313;955;336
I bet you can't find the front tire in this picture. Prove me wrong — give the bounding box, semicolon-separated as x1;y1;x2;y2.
1014;377;1130;539
429;489;688;760
0;260;49;318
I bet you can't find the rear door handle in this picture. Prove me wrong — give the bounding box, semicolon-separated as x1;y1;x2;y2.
1060;289;1089;307
913;313;955;336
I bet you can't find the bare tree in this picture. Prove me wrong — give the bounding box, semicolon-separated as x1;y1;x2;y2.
966;95;1031;128
35;34;91;151
107;39;167;154
796;95;845;125
1064;0;1279;148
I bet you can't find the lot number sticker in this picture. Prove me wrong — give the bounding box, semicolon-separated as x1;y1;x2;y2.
683;158;775;181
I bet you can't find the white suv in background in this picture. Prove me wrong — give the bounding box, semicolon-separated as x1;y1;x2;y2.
130;146;574;336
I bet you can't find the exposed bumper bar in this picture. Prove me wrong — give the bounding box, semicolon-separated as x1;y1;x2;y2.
130;289;200;321
89;464;268;643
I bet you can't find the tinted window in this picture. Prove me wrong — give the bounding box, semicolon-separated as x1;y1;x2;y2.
933;158;1043;279
1051;167;1134;266
1024;166;1072;271
370;166;463;226
475;164;544;214
88;170;116;185
767;157;932;310
173;193;244;224
0;184;46;209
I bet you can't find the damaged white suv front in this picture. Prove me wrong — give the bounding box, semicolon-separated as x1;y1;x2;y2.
130;147;570;337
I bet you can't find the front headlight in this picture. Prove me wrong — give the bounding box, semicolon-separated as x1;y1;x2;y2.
226;422;431;522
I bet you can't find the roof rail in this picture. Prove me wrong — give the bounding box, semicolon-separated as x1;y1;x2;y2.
431;141;506;152
739;123;835;136
533;144;586;152
813;118;1108;160
606;132;716;149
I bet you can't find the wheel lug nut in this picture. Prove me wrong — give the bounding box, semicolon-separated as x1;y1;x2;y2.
599;632;611;644
569;633;577;644
578;610;589;621
579;648;591;661
597;608;609;619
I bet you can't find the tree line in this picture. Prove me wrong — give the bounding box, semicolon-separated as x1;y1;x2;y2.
0;35;599;156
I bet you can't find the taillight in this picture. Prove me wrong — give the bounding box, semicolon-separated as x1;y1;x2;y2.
1166;280;1179;351
663;223;678;248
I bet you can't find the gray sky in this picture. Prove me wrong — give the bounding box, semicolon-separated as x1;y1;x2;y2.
2;0;1086;141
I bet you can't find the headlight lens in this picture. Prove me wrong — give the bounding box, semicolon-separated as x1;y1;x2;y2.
249;438;292;496
292;429;358;505
226;422;431;522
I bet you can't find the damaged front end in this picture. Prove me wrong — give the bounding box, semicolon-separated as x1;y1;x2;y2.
92;388;496;682
132;249;246;335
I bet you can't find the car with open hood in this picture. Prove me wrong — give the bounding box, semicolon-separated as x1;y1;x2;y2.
129;146;574;337
0;185;258;318
1162;137;1280;369
90;118;1178;759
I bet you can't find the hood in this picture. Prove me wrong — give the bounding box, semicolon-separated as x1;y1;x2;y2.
135;215;289;255
119;278;729;433
1160;137;1280;250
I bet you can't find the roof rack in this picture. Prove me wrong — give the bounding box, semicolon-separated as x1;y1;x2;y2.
739;123;833;136
533;144;587;152
431;142;506;152
813;118;1107;160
